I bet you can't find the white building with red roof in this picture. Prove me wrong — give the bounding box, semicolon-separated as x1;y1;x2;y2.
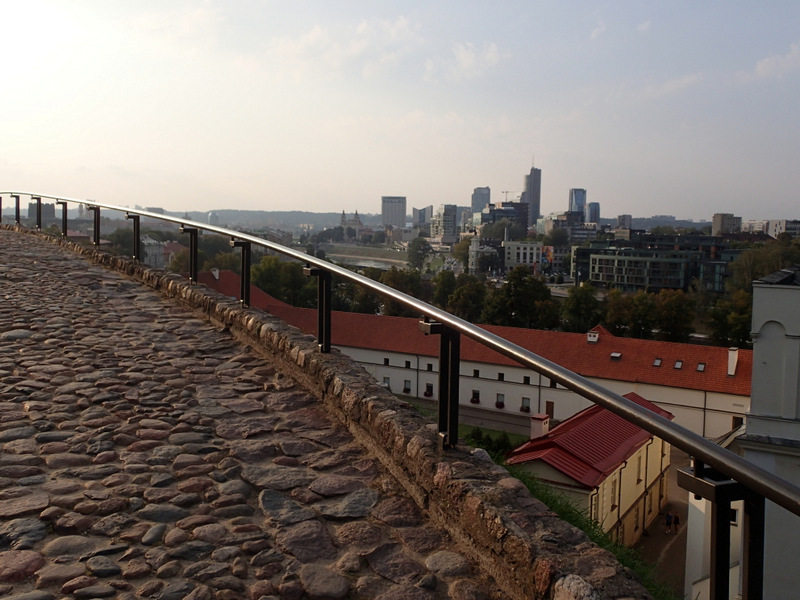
197;270;751;439
507;392;674;546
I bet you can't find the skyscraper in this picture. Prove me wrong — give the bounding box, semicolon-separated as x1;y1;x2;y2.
584;202;600;224
569;188;587;214
381;196;407;229
471;187;491;214
521;166;541;228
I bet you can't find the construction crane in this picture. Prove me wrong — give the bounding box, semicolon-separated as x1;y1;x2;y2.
501;191;517;202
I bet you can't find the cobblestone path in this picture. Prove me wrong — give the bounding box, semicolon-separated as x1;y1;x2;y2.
0;229;498;600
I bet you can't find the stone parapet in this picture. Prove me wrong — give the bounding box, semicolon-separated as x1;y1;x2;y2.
21;226;651;600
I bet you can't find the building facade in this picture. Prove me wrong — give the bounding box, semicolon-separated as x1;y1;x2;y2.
520;166;541;228
684;266;800;600
381;196;407;229
502;240;543;271
569;188;587;213
507;393;673;546
711;213;742;237
471;187;491;214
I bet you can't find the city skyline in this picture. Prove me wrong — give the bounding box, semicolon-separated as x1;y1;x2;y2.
2;1;799;221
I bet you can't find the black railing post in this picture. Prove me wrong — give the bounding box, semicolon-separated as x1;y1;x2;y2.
419;319;460;448
742;492;765;600
32;196;41;230
303;266;332;352
87;206;101;245
231;240;251;306
180;226;198;284
710;494;732;600
56;201;68;237
12;194;20;224
127;214;141;262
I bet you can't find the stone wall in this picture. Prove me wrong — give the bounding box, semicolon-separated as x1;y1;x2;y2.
18;227;651;600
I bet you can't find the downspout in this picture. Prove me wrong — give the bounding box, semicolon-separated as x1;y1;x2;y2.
643;439;654;532
702;391;707;437
617;460;628;541
589;489;599;523
537;372;542;414
415;354;420;400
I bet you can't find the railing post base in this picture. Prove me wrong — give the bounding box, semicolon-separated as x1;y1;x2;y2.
304;266;332;353
420;319;460;449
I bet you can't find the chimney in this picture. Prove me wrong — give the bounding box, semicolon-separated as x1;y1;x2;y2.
728;347;739;376
211;268;220;281
587;331;599;343
530;414;550;439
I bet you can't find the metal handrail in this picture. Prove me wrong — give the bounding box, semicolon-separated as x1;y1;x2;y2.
4;193;800;531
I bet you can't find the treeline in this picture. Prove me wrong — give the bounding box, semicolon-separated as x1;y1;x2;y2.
250;259;702;343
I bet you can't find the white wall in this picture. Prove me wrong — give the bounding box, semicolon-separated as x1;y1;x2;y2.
340;345;749;438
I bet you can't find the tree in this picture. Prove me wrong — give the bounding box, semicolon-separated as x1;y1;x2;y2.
543;228;569;247
709;289;752;347
407;237;432;271
251;256;316;307
629;291;657;339
480;266;553;328
561;284;602;333
452;238;471;268
603;288;632;336
654;289;695;342
379;268;430;317
432;270;456;308
447;281;486;323
203;251;241;274
481;218;526;242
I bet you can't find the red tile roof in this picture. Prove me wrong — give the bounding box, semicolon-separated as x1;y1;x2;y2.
506;392;674;489
198;270;752;397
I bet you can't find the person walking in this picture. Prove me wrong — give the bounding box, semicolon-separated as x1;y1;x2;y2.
673;512;680;531
665;510;673;533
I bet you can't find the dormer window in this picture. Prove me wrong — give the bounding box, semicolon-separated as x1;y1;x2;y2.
674;360;683;369
653;358;662;367
697;363;706;372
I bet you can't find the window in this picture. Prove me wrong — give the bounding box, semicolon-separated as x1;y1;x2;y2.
521;397;531;413
523;376;530;385
497;373;504;381
610;477;618;510
383;358;390;366
382;377;391;391
470;390;480;404
495;393;505;408
473;369;480;378
674;360;683;369
653;358;662;367
424;383;434;397
405;360;411;369
730;508;739;526
636;455;643;483
732;416;744;429
697;362;706;372
426;363;433;372
403;380;411;394
590;494;598;521
545;401;554;419
549;379;557;389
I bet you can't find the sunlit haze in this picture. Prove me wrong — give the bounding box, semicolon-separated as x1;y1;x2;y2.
3;1;799;221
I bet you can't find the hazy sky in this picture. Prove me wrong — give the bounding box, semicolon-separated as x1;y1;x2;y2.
3;1;799;221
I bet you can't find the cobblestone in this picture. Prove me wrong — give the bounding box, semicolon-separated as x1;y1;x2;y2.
0;228;501;598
